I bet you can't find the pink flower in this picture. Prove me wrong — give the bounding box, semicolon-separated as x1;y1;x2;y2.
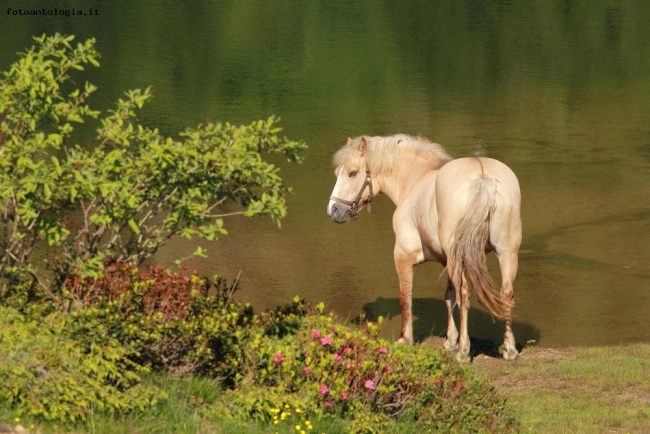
333;353;342;362
324;401;333;408
342;345;352;354
379;347;388;354
340;392;348;400
273;353;284;364
364;380;376;390
320;336;332;346
310;329;321;339
303;366;310;374
346;362;352;369
385;365;392;373
319;384;329;394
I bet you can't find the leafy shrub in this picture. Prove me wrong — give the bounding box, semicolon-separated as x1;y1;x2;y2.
0;306;166;422
0;33;306;299
64;262;255;374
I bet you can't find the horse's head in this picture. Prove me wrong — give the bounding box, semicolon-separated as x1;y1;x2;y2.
327;136;375;223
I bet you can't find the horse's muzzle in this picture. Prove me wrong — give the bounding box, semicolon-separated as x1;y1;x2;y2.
328;202;351;224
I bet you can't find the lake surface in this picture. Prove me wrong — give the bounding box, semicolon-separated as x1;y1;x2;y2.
3;0;650;347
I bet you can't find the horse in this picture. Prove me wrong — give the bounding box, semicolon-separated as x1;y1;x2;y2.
327;134;522;361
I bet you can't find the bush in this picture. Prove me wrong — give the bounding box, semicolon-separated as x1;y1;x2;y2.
0;306;166;422
63;262;255;374
211;310;518;433
0;33;306;299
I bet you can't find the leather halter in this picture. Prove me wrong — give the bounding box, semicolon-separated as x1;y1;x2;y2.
329;169;374;218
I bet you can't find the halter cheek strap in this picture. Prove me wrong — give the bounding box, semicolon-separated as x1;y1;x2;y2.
329;169;374;218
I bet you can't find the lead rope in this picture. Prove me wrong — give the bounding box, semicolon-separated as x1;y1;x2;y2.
365;169;374;214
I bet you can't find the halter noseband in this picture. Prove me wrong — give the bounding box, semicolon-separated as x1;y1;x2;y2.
329;169;374;219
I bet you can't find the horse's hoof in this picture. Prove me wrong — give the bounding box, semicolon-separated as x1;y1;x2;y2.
395;337;413;345
502;347;519;361
455;351;471;363
443;340;458;351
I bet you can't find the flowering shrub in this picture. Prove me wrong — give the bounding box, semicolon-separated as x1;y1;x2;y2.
211;305;518;433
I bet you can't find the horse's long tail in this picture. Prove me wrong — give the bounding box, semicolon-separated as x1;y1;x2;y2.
448;176;512;319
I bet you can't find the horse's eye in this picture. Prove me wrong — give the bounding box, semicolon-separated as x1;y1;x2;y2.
349;170;358;178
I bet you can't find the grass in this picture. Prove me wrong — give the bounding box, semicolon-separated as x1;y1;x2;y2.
0;375;349;434
470;342;650;434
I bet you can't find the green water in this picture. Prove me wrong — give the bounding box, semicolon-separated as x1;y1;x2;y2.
2;0;650;347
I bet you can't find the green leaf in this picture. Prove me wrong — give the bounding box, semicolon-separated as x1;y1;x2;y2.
43;183;52;199
193;246;207;258
127;218;140;234
51;156;62;175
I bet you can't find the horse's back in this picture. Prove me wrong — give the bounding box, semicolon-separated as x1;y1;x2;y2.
438;157;518;190
435;157;521;253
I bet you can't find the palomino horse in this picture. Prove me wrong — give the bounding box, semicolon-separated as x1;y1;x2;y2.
327;135;522;361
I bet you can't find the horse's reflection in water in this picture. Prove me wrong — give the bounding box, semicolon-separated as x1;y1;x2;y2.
327;135;522;362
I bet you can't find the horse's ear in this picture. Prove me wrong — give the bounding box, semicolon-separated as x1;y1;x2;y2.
359;136;367;156
347;137;353;145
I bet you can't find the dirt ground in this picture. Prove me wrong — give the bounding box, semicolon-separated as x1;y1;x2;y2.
423;335;650;406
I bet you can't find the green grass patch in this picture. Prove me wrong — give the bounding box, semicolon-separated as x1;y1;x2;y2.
472;343;650;434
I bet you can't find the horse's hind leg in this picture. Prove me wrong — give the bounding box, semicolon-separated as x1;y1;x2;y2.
457;274;471;362
497;249;519;360
446;263;471;362
443;279;459;351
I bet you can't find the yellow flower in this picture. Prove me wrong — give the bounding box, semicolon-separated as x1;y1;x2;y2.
285;404;291;409
295;408;302;413
270;408;281;414
273;420;279;425
14;418;19;423
295;425;302;431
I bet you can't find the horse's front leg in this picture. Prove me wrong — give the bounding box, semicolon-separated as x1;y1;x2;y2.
394;251;416;345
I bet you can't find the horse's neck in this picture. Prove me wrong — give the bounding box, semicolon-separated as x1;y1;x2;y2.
377;159;440;206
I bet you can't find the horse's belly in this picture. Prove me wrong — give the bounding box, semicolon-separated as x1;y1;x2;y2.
423;242;444;263
413;195;445;263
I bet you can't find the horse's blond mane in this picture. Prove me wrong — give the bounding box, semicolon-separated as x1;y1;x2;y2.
333;134;453;174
